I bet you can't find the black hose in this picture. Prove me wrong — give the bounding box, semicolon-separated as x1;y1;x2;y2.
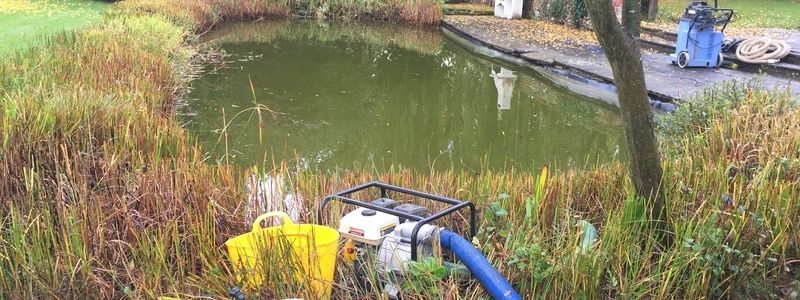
721;38;744;54
229;287;246;300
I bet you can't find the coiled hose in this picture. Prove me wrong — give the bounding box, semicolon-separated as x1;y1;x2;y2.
735;37;792;64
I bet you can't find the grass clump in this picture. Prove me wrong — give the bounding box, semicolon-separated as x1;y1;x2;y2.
0;10;245;300
654;80;800;298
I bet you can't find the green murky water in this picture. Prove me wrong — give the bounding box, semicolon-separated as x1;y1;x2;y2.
182;20;627;173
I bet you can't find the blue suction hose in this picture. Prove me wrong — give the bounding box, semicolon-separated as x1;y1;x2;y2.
438;229;522;300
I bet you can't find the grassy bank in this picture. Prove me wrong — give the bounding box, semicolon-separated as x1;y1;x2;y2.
1;0;799;299
0;12;247;298
0;0;442;298
112;0;443;31
199;19;444;55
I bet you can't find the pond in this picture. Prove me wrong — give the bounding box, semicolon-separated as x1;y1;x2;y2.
182;20;627;173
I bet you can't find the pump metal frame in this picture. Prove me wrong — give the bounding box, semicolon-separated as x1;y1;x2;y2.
319;181;476;260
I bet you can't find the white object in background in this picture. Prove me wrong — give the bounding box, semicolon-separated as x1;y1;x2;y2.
494;0;523;19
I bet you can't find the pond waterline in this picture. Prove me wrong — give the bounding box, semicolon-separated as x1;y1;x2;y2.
182;20;628;174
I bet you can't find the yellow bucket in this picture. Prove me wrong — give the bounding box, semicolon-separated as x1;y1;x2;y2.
225;212;339;300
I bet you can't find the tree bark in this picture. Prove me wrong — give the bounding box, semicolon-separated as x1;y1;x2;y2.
647;0;659;22
621;0;640;37
585;0;670;247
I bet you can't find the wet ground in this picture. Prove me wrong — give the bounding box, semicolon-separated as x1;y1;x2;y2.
442;16;799;103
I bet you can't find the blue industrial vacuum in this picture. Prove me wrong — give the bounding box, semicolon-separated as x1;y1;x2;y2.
670;1;733;68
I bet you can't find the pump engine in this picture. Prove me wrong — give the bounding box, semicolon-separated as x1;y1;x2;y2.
320;182;476;299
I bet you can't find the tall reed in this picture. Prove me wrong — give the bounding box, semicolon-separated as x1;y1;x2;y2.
200;19;444;55
0;11;246;298
297;0;442;25
1;0;444;297
114;0;442;33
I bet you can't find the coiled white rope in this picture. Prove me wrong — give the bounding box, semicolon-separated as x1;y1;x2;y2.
735;37;792;64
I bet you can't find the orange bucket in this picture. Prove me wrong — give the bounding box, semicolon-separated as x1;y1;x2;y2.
225;212;339;299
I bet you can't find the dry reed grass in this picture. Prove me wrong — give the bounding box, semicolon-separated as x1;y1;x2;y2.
0;0;445;297
200;20;443;55
0;11;246;299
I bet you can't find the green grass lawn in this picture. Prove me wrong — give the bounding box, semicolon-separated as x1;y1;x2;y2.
0;0;110;57
659;0;800;29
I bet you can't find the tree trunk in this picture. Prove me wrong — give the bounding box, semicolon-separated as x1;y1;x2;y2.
647;0;659;22
585;0;670;247
621;0;640;37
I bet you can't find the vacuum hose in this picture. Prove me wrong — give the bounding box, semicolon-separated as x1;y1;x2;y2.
735;37;792;64
438;229;522;300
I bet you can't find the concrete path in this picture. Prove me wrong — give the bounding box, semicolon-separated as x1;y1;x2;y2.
442;16;798;104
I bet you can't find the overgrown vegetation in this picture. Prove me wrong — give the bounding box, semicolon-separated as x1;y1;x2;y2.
527;0;588;29
0;0;440;297
200;19;444;55
0;11;245;298
113;0;442;30
2;0;799;299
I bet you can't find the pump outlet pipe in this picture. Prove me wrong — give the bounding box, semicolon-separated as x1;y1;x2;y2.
438;229;522;300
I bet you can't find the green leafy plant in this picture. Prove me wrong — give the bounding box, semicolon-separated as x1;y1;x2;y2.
525;166;549;230
548;0;566;20
480;196;510;241
402;257;447;296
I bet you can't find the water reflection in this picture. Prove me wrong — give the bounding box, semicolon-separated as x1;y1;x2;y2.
492;67;517;111
183;20;627;172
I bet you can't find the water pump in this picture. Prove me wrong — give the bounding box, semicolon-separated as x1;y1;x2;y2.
320;181;521;299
